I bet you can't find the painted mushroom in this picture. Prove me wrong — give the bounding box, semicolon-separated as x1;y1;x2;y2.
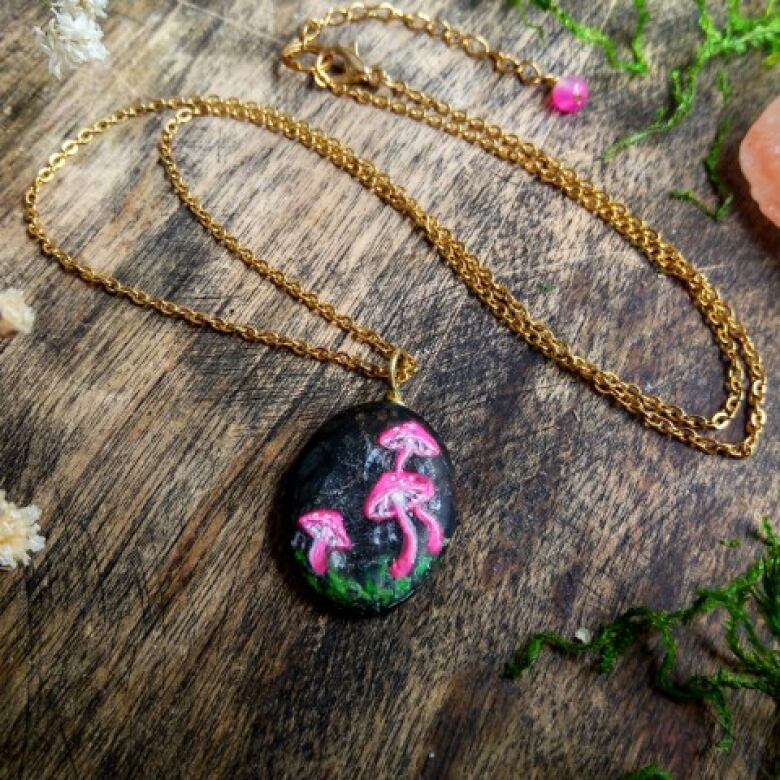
377;421;441;472
364;471;443;578
297;510;352;576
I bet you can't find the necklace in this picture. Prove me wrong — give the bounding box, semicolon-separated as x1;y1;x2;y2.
24;20;765;614
26;98;454;614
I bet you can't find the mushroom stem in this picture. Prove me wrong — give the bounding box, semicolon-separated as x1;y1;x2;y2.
307;538;331;576
412;505;444;555
389;498;418;579
393;448;410;472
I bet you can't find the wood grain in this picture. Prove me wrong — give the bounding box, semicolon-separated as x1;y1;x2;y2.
1;1;779;778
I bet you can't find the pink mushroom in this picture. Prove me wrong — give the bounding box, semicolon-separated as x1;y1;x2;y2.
364;471;443;578
377;421;441;472
297;510;352;576
408;503;443;555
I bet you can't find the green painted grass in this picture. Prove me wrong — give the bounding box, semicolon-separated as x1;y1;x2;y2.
294;547;439;610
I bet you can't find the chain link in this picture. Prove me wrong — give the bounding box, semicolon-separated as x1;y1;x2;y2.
278;3;767;457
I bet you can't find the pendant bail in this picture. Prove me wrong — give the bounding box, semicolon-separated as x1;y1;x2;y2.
386;349;405;405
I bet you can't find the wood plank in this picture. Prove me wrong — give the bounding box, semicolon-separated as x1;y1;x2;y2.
1;1;778;778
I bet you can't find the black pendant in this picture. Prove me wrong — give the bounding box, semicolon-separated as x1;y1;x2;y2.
286;401;457;614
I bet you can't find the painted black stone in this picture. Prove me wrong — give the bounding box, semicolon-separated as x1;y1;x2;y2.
286;401;457;614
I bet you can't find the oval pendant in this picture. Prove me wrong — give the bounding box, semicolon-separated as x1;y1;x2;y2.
286;401;457;614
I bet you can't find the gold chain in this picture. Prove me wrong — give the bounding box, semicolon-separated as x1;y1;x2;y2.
276;2;767;458
22;7;767;459
24;97;417;387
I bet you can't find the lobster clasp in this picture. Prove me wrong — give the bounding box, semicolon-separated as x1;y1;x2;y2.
282;40;381;88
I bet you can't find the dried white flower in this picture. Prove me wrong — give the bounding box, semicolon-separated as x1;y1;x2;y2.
55;0;108;19
85;0;109;18
0;288;35;337
0;491;45;570
574;627;593;644
34;10;108;80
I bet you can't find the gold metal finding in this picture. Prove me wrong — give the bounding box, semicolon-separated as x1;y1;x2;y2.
386;349;405;405
281;41;383;89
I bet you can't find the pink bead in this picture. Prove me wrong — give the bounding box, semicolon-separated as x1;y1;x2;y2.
550;76;589;114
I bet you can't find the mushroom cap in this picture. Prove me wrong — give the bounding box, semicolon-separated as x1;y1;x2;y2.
377;421;441;459
297;509;351;548
364;471;435;520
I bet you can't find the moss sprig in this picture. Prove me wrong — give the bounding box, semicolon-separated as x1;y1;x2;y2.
510;0;780;221
511;0;650;74
668;70;734;220
506;519;780;754
620;766;675;780
603;0;780;161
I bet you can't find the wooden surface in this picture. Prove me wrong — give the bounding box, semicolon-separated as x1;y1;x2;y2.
1;1;779;778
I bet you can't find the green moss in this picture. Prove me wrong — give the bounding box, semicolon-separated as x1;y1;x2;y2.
603;1;779;159
512;0;650;74
668;70;734;220
507;519;780;754
510;0;780;221
620;766;675;780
